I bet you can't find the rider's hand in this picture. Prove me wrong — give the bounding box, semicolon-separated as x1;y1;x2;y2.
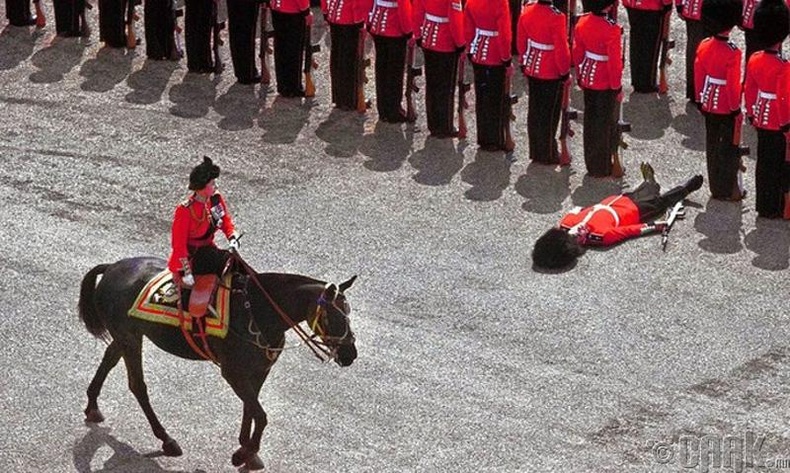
182;273;195;287
228;235;240;251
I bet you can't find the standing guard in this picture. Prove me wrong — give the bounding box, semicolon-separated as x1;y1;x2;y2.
622;0;672;93
5;0;40;26
413;0;466;137
572;0;623;177
144;0;183;59
54;0;89;36
676;0;707;102
368;0;414;122
99;0;140;48
322;0;374;111
270;0;313;97
517;0;571;163
184;0;224;73
227;0;262;84
744;0;790;218
464;0;512;151
694;0;745;200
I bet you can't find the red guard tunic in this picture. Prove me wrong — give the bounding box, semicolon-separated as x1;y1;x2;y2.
463;0;511;66
413;0;465;52
270;0;309;13
745;51;788;131
167;193;237;273
516;1;570;80
572;13;622;91
559;195;651;246
676;0;702;20
622;0;671;10
694;36;742;115
322;0;373;24
368;0;413;36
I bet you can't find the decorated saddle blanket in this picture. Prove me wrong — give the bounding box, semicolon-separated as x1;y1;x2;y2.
128;269;232;338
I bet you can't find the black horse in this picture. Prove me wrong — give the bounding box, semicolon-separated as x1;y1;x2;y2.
78;256;357;471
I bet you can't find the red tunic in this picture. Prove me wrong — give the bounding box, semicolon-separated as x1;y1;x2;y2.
463;0;511;66
675;0;702;20
167;193;237;273
367;0;413;37
516;1;570;80
694;36;742;115
559;195;650;246
270;0;309;13
413;0;465;52
745;50;789;131
572;13;622;91
322;0;373;24
622;0;672;10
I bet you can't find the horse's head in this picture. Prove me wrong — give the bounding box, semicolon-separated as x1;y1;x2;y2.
309;276;358;367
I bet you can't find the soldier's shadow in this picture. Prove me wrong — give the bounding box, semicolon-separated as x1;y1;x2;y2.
624;92;673;141
315;108;366;158
672;100;706;151
514;161;572;214
125;59;180;105
694;197;746;254
79;46;136;93
168;72;219;119
570;174;626;208
0;25;39;71
460;149;513;201
73;425;206;473
358;120;415;172
259;95;313;144
744;217;790;271
408;137;465;186
29;36;89;83
214;82;266;131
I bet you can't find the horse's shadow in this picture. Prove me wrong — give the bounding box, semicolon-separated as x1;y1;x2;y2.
408;137;465;186
214;82;267;131
125;59;181;105
460;149;513;201
624;92;673;141
570;174;626;208
358;120;415;172
743;217;790;271
73;425;205;473
168;72;220;119
259;95;313;144
514;161;573;214
79;46;136;93
314;108;367;158
694;197;746;254
672;100;706;151
29;36;90;83
0;24;39;71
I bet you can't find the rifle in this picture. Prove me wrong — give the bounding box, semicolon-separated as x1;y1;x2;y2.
612;30;630;177
503;68;518;152
405;41;421;123
457;53;470;139
356;27;370;113
559;0;577;166
657;7;674;95
303;16;320;97
661;201;686;251
259;3;273;85
211;0;224;74
126;0;140;49
33;0;46;27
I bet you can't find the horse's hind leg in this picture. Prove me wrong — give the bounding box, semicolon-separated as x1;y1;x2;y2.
121;342;183;457
85;341;123;423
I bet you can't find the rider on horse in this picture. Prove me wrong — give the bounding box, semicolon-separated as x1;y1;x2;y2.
168;156;240;318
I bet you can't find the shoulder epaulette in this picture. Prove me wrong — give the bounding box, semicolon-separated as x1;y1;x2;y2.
607;16;616;26
179;196;193;208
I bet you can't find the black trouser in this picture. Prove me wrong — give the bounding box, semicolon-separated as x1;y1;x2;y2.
373;34;408;121
473;63;507;149
54;0;87;35
272;9;307;97
5;0;33;25
423;48;460;136
330;22;362;110
227;0;260;83
626;180;691;222
99;0;134;47
684;19;707;102
144;0;178;59
626;8;663;93
755;129;788;218
190;246;232;276
583;88;618;177
184;0;217;72
703;112;739;199
527;76;563;163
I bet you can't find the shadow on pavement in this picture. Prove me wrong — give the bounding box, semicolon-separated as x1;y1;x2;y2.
0;24;39;71
514;161;572;215
624;92;673;141
694;197;745;254
79;46;136;93
744;217;790;271
359;120;415;172
314;108;366;158
125;59;180;105
29;35;89;83
214;82;266;131
460;148;513;201
672;100;705;151
570;174;626;208
408;136;464;186
168;72;219;119
259;95;312;145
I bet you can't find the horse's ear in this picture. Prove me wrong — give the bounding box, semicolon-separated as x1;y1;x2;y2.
339;275;357;292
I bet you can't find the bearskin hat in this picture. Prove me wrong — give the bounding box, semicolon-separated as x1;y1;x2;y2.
701;0;743;34
584;0;615;13
531;228;586;270
754;0;790;47
188;156;220;190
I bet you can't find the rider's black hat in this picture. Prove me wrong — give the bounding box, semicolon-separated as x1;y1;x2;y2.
188;156;220;191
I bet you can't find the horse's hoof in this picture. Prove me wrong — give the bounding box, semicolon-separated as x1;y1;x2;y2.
84;408;105;423
245;453;265;471
162;438;182;457
231;447;248;467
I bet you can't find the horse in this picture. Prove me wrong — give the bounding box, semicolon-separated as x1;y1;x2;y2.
77;256;357;471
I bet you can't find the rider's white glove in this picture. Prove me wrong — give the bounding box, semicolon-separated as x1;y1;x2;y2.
182;273;195;287
228;233;240;251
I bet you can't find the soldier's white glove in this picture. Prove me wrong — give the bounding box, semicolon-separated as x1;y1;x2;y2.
228;235;240;251
182;273;195;287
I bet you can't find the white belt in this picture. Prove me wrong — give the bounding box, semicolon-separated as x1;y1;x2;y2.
375;0;397;7
475;28;498;37
527;39;554;51
426;13;449;23
758;90;777;100
706;76;726;86
568;198;622;234
584;51;608;61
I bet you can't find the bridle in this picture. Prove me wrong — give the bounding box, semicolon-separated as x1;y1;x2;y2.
310;287;356;359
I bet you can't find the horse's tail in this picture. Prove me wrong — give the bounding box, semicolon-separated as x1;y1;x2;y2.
78;264;111;342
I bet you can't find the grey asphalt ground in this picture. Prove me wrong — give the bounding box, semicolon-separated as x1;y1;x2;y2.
1;6;790;473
